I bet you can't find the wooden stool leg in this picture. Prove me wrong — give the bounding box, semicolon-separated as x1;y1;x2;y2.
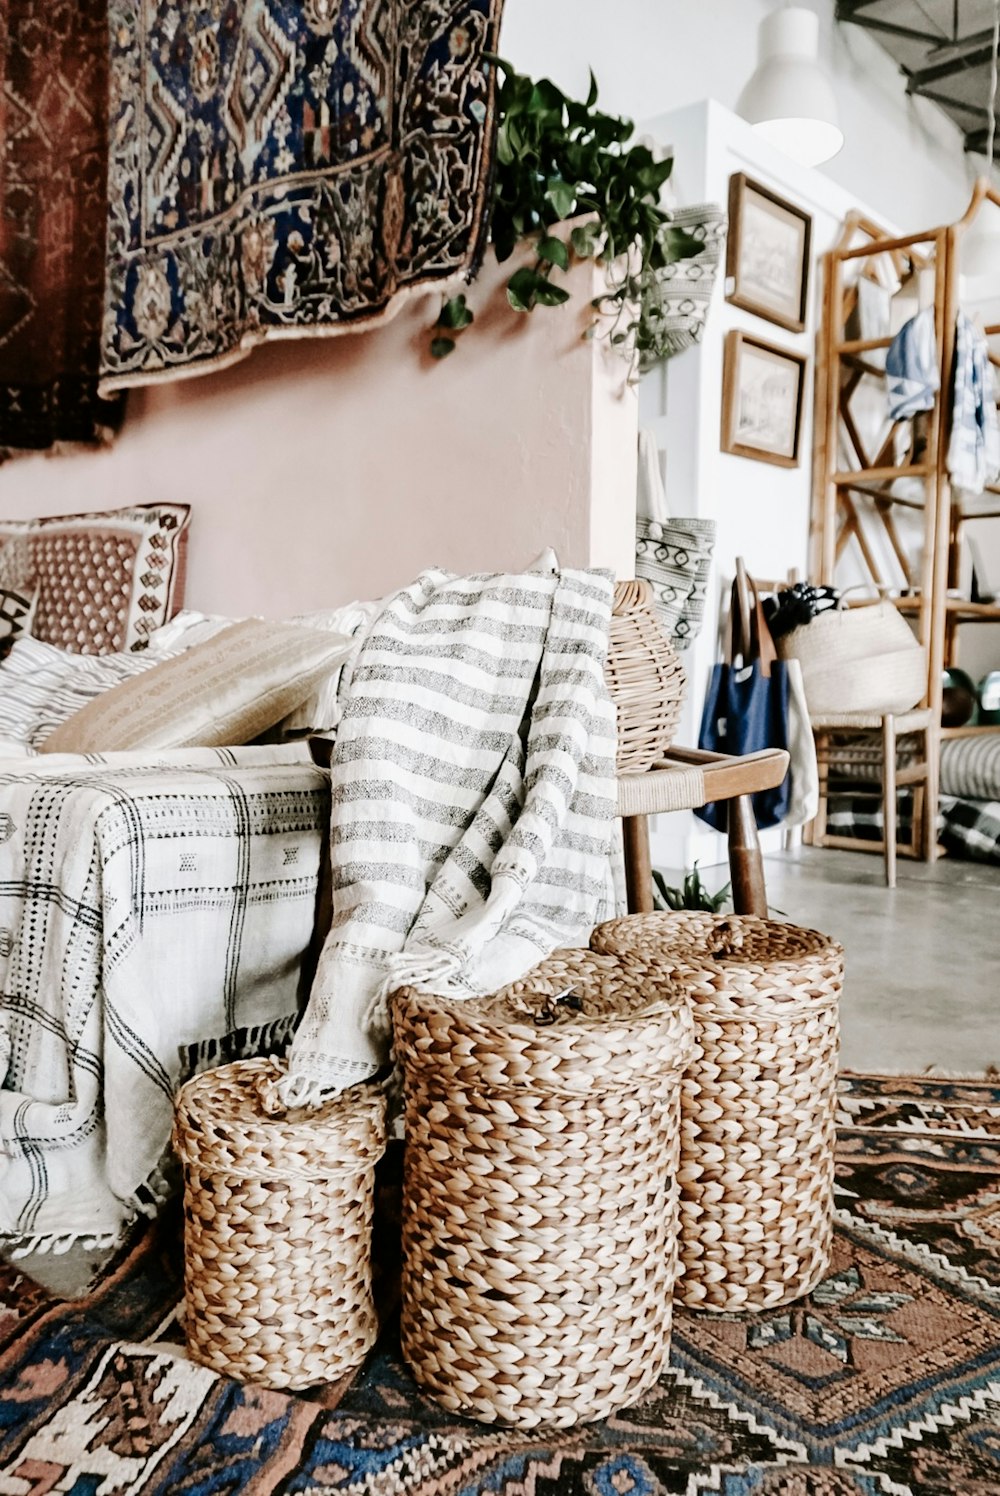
727;795;768;916
881;714;897;888
922;721;939;862
622;814;654;914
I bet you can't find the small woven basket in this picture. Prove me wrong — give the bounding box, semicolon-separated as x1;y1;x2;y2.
591;913;842;1313
392;948;694;1428
606;579;686;773
173;1057;386;1390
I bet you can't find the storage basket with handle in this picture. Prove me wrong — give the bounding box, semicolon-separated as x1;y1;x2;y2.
392;947;694;1428
591;912;842;1313
173;1057;386;1390
777;586;926;716
605;578;686;774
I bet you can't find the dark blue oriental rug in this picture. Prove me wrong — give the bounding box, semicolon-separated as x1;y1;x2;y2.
3;1073;1000;1493
100;0;503;392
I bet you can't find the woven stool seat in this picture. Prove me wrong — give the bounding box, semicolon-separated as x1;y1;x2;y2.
392;948;694;1428
173;1058;386;1390
592;914;842;1313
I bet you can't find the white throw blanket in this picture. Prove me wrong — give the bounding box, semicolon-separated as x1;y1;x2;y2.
283;567;618;1101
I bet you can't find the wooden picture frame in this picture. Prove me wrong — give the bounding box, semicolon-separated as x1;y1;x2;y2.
721;330;806;468
726;173;812;333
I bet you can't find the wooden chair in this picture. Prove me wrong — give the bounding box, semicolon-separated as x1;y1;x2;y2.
618;745;790;915
806;708;938;888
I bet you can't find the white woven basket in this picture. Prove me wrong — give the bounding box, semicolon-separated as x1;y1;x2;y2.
779;594;925;716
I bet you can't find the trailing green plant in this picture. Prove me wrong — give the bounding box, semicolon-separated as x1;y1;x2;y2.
430;59;702;371
652;864;732;914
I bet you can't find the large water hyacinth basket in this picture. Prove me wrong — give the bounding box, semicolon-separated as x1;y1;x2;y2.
592;914;842;1313
391;948;695;1428
173;1057;386;1390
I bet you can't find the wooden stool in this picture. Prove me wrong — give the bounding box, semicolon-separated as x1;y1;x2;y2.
808;708;938;888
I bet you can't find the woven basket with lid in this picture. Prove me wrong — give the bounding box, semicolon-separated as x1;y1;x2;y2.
392;947;694;1428
591;913;842;1313
173;1057;386;1390
605;579;686;773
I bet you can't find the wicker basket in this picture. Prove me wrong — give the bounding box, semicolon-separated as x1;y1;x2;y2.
606;579;686;773
392;948;694;1428
591;913;842;1313
173;1057;386;1390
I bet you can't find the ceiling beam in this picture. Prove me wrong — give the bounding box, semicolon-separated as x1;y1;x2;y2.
834;11;944;47
906;29;999;92
834;0;885;15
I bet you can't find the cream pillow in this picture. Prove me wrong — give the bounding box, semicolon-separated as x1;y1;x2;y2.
39;619;355;754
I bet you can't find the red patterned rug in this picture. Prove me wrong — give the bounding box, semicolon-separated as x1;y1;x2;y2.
3;1073;1000;1494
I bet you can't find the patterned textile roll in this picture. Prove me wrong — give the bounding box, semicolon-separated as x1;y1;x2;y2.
392;948;694;1428
592;913;842;1313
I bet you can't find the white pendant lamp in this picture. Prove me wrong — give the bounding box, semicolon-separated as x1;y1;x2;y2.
962;0;1000;278
737;6;844;168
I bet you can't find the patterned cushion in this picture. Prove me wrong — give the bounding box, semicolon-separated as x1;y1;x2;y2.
0;585;38;658
0;503;190;654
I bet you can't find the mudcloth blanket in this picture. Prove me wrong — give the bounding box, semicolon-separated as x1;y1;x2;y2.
0;0;124;452
0;745;328;1255
100;0;504;391
284;568;618;1101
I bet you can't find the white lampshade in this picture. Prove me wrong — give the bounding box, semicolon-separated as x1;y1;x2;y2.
737;7;844;168
962;198;1000;278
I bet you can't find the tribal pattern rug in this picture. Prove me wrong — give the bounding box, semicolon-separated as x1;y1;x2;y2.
100;0;504;392
3;1073;1000;1493
0;0;124;452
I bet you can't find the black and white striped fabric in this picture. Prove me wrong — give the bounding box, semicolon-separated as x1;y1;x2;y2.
283;568;618;1102
828;790;1000;866
0;744;326;1254
0;636;168;753
940;733;1000;801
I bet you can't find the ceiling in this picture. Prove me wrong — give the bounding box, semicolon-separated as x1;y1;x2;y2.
836;0;1000;158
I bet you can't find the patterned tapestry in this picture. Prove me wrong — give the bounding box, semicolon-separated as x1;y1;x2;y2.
0;0;125;451
100;0;504;391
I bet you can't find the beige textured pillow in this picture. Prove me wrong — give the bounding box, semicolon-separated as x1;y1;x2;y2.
39;619;354;754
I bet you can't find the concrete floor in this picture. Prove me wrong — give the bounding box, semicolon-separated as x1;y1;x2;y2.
750;845;1000;1075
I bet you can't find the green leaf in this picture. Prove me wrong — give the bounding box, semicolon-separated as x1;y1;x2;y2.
532;277;570;306
661;225;704;263
506;265;541;312
586;68;598;108
544;176;577;220
537;234;569;270
436;295;474;331
429;336;456;359
570;223;600;259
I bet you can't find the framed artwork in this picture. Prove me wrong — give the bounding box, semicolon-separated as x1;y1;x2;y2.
721;330;806;468
726;173;812;332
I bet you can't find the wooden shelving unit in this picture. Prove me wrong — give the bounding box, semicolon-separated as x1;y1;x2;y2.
811;183;1000;821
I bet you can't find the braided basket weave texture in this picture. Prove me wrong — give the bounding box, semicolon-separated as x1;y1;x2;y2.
591;914;842;1314
173;1058;386;1390
392;948;694;1428
605;579;686;773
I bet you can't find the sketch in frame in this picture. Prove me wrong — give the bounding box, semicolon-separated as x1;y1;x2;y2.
726;173;812;333
721;330;806;468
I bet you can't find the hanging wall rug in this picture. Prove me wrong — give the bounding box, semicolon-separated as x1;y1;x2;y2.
3;1073;1000;1494
0;0;124;453
100;0;504;392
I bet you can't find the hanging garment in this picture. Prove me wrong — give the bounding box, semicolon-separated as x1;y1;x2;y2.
639;202;726;367
100;0;504;392
885;307;939;421
280;568;618;1103
948;312;1000;496
634;429;717;651
0;0;124;453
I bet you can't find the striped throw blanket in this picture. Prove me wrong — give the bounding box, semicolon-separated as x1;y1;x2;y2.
283;568;618;1101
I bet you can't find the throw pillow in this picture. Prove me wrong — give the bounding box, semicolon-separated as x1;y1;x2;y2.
0;636;167;751
39;619;355;754
0;503;190;655
0;584;39;659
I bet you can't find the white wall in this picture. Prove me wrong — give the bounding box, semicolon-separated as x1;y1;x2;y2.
499;0;974;232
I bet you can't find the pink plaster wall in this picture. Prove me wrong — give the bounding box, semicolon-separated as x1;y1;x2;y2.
0;251;637;619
